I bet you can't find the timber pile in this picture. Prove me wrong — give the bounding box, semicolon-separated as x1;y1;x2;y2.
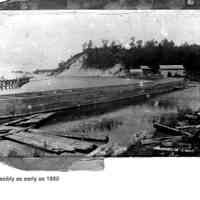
0;112;110;157
124;110;200;156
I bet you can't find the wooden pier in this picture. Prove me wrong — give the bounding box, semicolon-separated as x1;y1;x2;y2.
0;77;30;90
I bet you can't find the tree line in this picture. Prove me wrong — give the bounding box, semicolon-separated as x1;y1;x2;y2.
82;38;200;76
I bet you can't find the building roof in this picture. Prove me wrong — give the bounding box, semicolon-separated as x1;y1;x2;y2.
141;66;151;70
160;65;184;70
130;68;142;73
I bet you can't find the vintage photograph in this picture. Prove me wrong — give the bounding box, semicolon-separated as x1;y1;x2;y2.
0;11;200;170
0;0;199;10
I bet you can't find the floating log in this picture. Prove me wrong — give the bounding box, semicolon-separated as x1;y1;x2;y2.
153;123;192;137
4;131;97;154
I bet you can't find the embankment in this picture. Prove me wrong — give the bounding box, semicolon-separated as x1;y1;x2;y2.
0;78;186;119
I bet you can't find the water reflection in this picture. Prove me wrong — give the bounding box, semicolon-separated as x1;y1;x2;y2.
41;85;200;146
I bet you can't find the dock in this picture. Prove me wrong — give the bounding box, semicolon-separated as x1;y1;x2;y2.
0;78;186;120
0;77;30;90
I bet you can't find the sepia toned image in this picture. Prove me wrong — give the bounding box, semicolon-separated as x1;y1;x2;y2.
0;11;200;170
0;0;200;10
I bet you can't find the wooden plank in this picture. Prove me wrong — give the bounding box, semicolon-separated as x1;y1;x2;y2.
4;131;97;154
153;123;192;137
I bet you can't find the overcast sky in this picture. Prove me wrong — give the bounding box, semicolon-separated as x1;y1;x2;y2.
0;11;200;72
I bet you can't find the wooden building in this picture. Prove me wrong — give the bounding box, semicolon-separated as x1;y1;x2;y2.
159;65;185;78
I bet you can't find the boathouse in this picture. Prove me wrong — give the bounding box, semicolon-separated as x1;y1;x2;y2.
159;65;185;78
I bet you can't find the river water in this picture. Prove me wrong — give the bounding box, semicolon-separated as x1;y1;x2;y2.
38;79;200;146
0;76;199;162
1;75;199;147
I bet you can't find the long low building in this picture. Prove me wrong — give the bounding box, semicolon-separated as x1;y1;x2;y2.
159;65;185;78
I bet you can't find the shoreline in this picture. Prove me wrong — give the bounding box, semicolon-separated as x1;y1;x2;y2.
0;78;186;121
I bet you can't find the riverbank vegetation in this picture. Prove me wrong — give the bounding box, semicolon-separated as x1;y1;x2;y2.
81;38;200;78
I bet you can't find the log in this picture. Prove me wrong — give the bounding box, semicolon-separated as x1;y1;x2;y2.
176;124;200;130
153;146;195;154
153;123;192;137
141;136;183;145
4;131;97;154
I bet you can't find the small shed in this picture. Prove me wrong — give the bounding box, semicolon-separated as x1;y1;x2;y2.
159;65;185;78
